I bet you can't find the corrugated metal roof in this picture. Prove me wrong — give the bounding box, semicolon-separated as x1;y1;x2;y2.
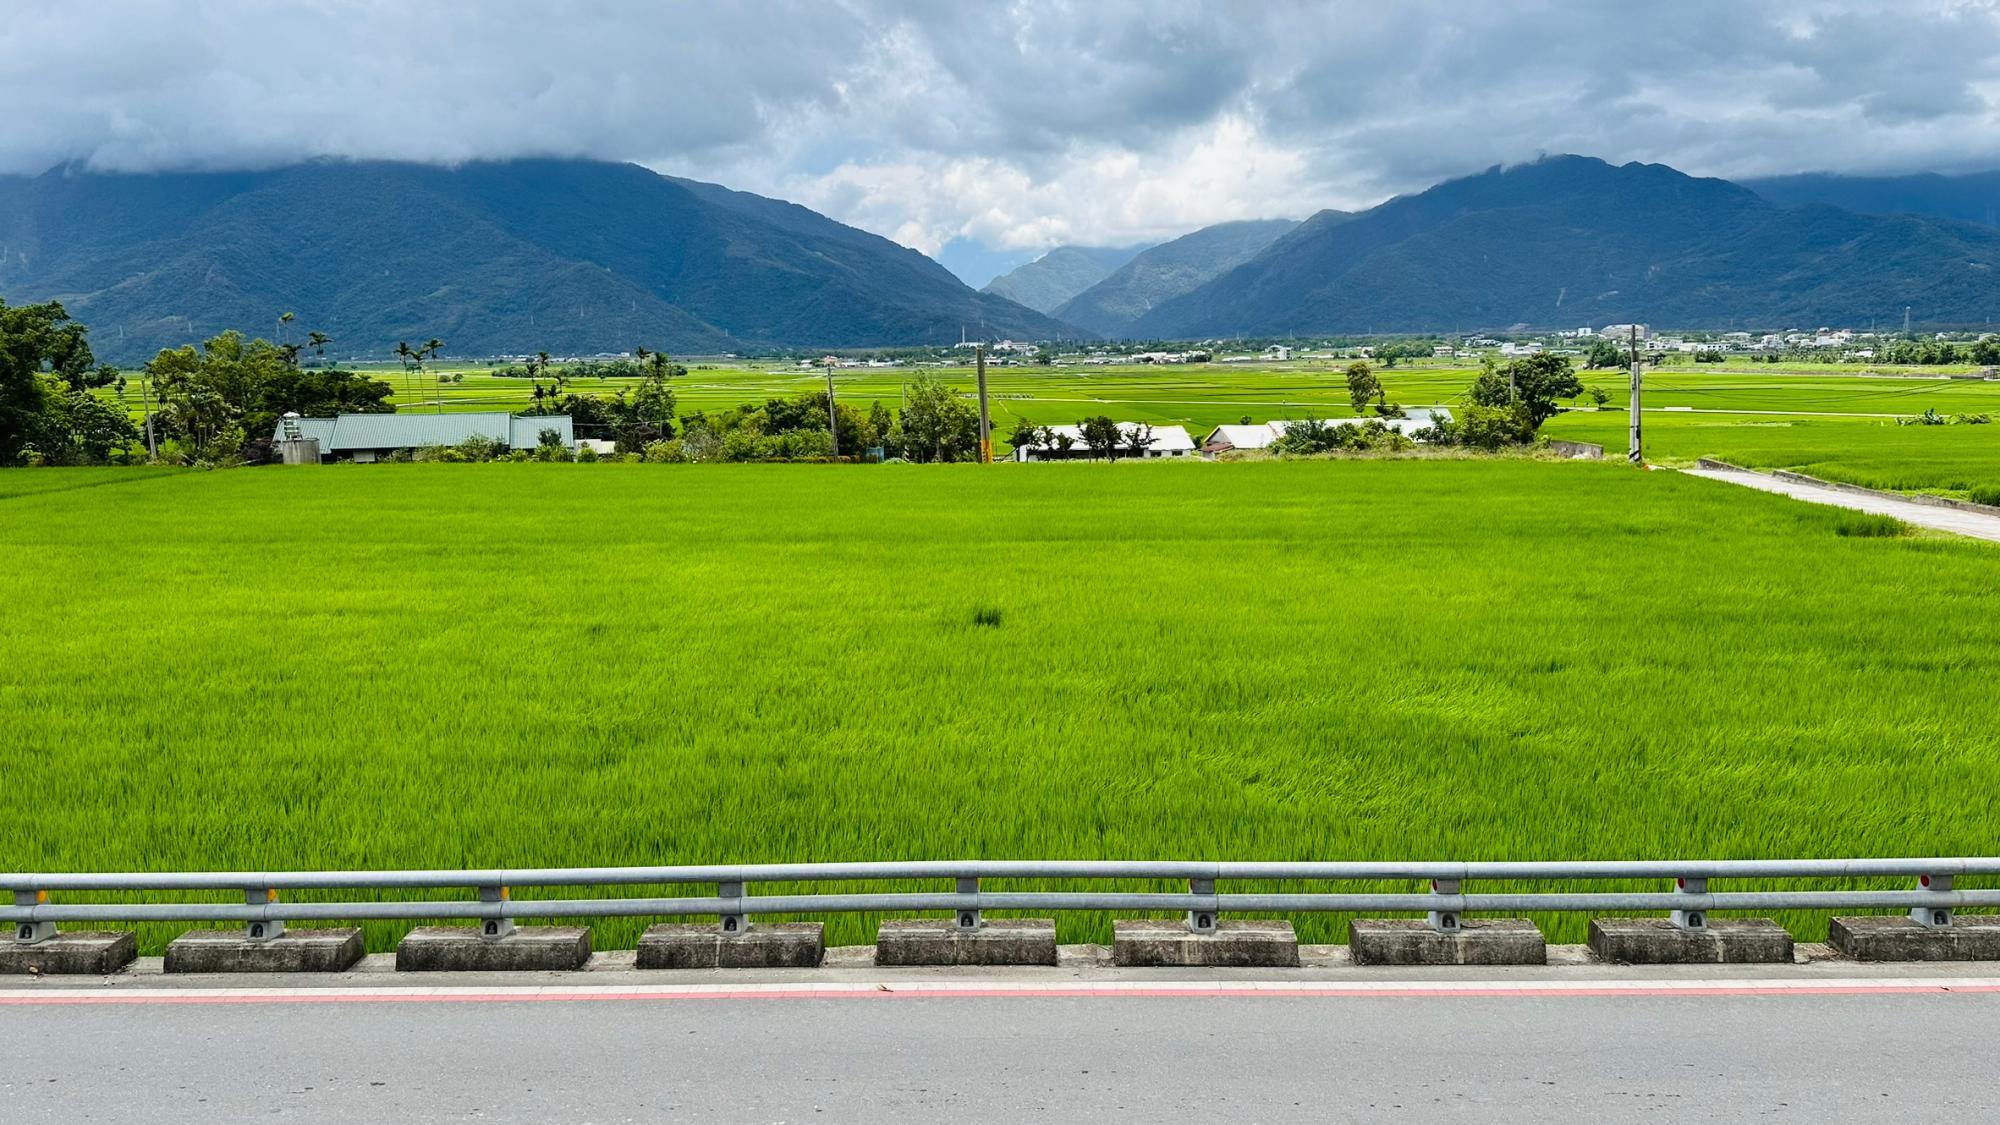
269;417;339;446
1038;423;1195;452
1203;424;1280;449
328;412;511;451
270;413;575;451
509;416;575;448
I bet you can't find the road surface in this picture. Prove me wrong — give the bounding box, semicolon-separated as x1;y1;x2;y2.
6;974;2000;1121
1683;466;2000;543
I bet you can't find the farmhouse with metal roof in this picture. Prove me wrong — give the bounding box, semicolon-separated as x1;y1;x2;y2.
272;413;575;462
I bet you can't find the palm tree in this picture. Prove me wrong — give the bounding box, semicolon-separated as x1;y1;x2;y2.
394;341;417;407
423;339;445;413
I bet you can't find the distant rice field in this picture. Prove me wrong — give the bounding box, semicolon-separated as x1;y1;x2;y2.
103;357;2000;491
6;461;1998;951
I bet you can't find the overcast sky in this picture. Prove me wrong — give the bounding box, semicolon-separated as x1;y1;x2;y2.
9;0;2000;282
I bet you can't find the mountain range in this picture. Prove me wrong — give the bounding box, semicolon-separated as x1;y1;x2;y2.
6;155;2000;357
979;245;1148;313
1053;219;1302;336
0;159;1069;362
1130;157;2000;338
1744;171;2000;229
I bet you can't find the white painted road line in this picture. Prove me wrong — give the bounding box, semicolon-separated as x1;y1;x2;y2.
7;976;2000;1004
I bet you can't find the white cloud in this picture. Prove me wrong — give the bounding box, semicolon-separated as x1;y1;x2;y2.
6;0;2000;258
759;116;1318;255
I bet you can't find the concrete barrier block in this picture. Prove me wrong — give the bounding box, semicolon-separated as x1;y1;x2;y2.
1112;920;1299;967
636;923;825;969
0;932;136;975
875;919;1057;966
165;928;365;973
395;926;591;971
1829;916;2000;961
1349;918;1547;965
1589;918;1793;964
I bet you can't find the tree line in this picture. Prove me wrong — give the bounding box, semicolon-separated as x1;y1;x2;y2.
1;299;395;467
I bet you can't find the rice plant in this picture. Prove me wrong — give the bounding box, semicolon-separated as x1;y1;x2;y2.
4;460;1998;951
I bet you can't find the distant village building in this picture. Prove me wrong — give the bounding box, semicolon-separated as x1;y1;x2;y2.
1264;345;1293;361
1016;423;1196;461
269;413;576;463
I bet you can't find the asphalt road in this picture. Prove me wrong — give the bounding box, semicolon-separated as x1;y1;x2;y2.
6;983;2000;1121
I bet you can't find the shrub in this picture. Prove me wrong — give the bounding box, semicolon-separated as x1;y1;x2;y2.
1270;418;1412;456
457;434;504;461
1456;403;1537;451
577;445;600;463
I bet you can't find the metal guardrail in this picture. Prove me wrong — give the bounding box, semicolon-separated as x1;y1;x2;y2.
7;858;1998;943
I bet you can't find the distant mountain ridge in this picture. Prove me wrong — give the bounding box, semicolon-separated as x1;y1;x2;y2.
0;159;1074;361
980;245;1149;313
1132;156;2000;337
1054;218;1300;337
1745;170;2000;229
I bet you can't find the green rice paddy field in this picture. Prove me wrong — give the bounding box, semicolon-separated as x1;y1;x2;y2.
336;358;2000;494
6;461;1999;950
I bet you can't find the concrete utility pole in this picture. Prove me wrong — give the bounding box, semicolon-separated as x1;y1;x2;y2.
1628;325;1643;466
141;375;157;461
823;356;839;458
975;343;992;464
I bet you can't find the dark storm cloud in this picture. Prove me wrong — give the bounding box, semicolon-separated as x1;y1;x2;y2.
5;1;1999;251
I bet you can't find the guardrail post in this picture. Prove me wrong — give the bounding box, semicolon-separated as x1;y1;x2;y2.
478;885;515;940
1671;877;1708;930
955;877;982;932
1187;878;1217;934
1913;874;1953;929
1427;879;1462;933
12;890;54;945
244;888;284;942
718;880;747;935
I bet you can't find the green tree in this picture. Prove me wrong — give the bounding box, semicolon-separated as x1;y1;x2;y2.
146;330;393;462
1121;421;1155;459
1457;403;1538;450
898;374;980;462
1345;361;1380;414
1006;416;1043;454
0;300;139;465
0;300;87;463
1584;339;1627;369
1468;353;1583;429
1076;415;1122;460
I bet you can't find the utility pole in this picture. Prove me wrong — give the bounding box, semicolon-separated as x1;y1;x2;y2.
823;356;839;458
1904;306;1912;336
141;373;157;461
1628;324;1643;466
975;343;992;463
